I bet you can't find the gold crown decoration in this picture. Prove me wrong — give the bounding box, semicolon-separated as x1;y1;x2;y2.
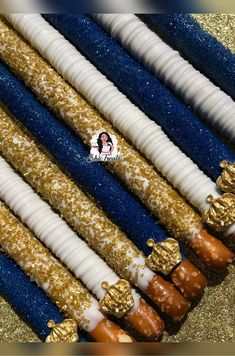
45;319;79;343
203;193;235;231
145;238;182;275
99;279;134;318
217;160;235;193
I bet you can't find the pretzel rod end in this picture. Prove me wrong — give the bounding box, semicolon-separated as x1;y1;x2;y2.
146;275;190;321
170;259;207;300
89;319;133;342
187;229;234;270
125;298;164;340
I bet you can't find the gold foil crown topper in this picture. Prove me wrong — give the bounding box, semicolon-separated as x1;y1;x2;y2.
203;193;235;231
217;160;235;193
99;279;134;318
145;238;182;275
46;319;79;343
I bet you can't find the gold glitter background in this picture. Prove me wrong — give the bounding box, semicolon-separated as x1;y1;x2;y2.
0;295;39;342
162;262;235;342
0;14;234;343
193;14;235;53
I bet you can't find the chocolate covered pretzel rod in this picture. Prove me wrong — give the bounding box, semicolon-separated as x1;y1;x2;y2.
0;105;189;321
0;19;231;279
94;14;235;144
145;14;235;102
0;202;132;342
0;251;80;342
0;17;206;302
36;14;235;240
0;155;164;340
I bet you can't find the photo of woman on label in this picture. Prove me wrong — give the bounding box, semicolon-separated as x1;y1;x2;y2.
90;131;119;161
97;132;114;158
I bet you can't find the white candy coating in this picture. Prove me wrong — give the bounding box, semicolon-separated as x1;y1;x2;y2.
0;156;140;312
94;14;235;142
83;301;105;332
5;14;221;213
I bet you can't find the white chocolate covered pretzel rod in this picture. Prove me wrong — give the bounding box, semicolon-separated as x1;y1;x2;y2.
94;14;235;142
0;201;133;342
0;155;166;339
5;14;235;238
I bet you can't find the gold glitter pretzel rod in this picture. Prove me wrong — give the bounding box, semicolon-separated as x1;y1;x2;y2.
0;201;133;343
0;106;190;322
0;17;232;282
0;153;165;341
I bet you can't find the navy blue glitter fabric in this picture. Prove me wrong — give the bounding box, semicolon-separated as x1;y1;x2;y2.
0;61;175;258
44;14;235;181
0;251;64;340
144;14;235;101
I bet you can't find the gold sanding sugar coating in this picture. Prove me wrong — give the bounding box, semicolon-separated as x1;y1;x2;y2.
0;18;202;240
0;202;92;330
0;295;40;342
192;14;235;53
